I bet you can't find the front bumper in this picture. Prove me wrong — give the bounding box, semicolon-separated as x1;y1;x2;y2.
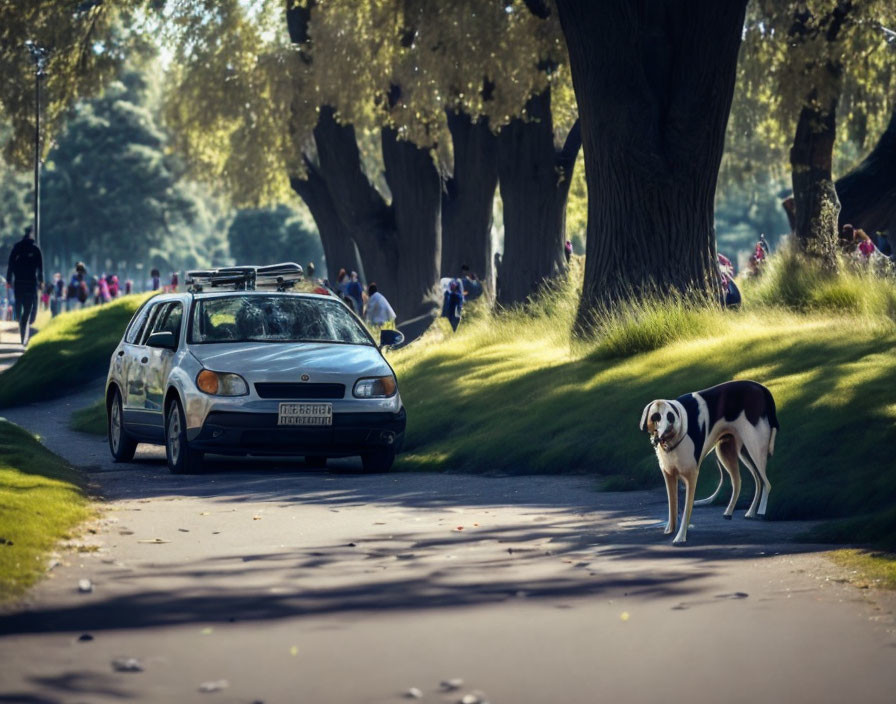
187;408;406;456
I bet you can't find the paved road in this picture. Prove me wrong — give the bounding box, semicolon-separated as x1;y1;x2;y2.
1;385;895;703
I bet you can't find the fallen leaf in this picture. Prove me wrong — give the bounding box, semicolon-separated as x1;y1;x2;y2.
201;627;214;635
456;526;464;531
252;515;262;521
290;645;298;656
620;611;630;622
111;657;143;672
405;687;423;699
77;579;93;593
198;680;229;693
137;538;170;544
440;679;463;691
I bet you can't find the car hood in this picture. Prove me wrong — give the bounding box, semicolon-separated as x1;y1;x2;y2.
189;342;391;381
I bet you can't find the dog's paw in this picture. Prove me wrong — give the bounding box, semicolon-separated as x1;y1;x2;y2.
672;537;687;545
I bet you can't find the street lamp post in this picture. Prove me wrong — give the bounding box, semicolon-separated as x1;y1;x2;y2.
25;41;49;250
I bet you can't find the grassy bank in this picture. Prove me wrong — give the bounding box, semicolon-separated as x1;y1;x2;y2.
70;398;107;436
0;419;92;601
389;254;896;547
0;294;151;408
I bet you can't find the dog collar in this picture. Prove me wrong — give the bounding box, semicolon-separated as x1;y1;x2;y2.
661;434;686;452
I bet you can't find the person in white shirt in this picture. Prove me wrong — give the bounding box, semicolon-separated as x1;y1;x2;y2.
364;283;396;327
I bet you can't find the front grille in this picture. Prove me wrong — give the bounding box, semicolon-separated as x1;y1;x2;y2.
254;382;345;400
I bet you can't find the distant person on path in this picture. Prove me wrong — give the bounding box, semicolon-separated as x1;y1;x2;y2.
66;263;88;311
441;279;463;332
150;268;161;291
365;283;396;329
170;271;179;292
564;240;573;264
855;229;877;260
347;271;364;314
5;226;44;345
718;253;740;308
51;273;63;317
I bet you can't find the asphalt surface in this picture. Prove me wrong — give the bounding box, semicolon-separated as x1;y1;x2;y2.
1;382;895;703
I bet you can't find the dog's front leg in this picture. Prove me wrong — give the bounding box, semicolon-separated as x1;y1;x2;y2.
662;470;678;535
673;469;698;545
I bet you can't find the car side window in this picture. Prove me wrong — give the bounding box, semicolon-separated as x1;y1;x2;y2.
157;302;184;343
124;302;152;344
138;302;167;345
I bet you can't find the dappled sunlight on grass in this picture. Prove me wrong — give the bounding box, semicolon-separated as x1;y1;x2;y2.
391;259;896;543
0;420;91;601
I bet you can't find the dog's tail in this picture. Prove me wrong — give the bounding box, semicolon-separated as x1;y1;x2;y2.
693;455;725;506
763;384;779;456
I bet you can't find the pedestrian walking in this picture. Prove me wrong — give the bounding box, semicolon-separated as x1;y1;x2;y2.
5;226;43;345
150;268;161;291
347;271;364;314
564;240;573;263
50;273;63;317
365;283;396;329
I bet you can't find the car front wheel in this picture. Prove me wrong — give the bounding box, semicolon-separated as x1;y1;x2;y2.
165;398;204;474
108;389;137;462
361;448;396;473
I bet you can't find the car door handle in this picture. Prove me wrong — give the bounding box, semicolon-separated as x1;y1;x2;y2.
141;357;149;364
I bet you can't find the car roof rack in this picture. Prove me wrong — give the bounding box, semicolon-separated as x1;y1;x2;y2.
186;262;304;293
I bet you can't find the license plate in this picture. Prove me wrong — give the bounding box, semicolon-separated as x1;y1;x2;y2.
278;402;333;426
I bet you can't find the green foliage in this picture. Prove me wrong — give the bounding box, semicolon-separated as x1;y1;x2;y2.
0;418;91;601
0;293;151;408
725;0;896;185
161;0;575;205
227;204;324;273
40;72;198;271
0;0;153;167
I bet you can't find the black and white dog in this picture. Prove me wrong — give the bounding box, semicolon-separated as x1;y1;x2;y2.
639;380;779;544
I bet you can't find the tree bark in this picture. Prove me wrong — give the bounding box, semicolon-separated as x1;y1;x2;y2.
289;162;359;279
790;94;840;263
495;89;581;306
381;127;442;333
441;110;498;289
835;104;896;236
787;3;850;264
555;0;746;329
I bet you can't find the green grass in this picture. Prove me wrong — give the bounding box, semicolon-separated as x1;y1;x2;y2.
827;549;896;590
0;419;92;601
387;255;896;548
70;398;107;436
0;294;153;408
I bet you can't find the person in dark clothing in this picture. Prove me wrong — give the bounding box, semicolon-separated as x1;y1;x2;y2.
5;226;44;345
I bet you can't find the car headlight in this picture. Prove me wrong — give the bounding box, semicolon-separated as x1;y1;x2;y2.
353;375;397;398
196;370;249;396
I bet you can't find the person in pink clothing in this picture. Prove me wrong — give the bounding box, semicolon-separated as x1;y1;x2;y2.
855;229;876;259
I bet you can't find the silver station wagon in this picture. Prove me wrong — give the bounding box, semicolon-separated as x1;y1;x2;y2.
104;263;406;474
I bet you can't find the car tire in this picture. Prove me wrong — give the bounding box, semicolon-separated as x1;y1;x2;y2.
108;389;138;462
361;448;396;473
305;455;327;468
165;398;204;474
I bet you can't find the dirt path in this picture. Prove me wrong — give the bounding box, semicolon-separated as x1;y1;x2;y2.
1;386;895;703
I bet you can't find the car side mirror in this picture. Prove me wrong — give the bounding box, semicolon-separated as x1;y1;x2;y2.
379;329;404;349
147;331;177;350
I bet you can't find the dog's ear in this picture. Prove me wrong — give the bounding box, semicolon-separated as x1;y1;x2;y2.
639;402;655;433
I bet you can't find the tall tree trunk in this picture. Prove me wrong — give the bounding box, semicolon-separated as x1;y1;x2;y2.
495;89;581;306
556;0;746;329
787;3;850;265
289;163;359;280
442;109;498;289
835;103;896;236
313;108;441;335
790;94;840;263
381;127;442;337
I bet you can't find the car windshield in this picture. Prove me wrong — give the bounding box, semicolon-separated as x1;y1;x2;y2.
190;295;373;346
